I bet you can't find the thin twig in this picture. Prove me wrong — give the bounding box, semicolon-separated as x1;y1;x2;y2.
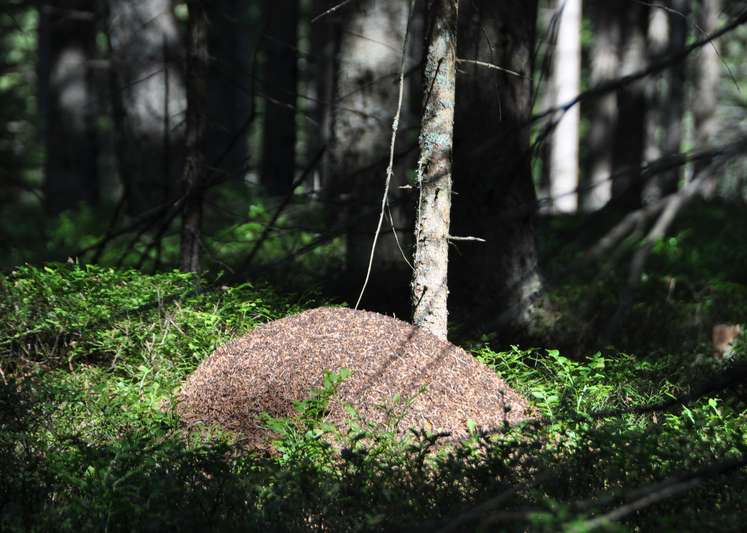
311;0;356;23
387;202;414;271
354;0;416;309
447;235;486;242
456;58;522;77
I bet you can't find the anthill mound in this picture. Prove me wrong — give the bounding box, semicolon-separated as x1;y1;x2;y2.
177;307;532;448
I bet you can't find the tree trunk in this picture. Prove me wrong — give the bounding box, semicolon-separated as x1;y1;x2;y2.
643;5;668;180
179;0;209;273
645;0;690;202
535;4;560;212
260;0;299;196
107;0;185;215
411;0;458;340
549;0;581;213
583;1;622;211
611;2;649;209
451;0;546;335
206;0;253;189
693;0;721;196
330;0;418;313
661;0;689;192
310;0;343;195
39;0;98;214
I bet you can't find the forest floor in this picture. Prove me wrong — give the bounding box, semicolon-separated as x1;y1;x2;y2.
1;201;746;532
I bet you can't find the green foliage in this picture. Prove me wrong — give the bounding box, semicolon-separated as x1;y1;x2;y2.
207;195;345;291
262;368;351;465
0;263;301;379
1;265;745;531
536;201;747;355
0;370;264;532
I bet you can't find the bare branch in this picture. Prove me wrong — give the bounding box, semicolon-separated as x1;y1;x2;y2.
533;7;747;121
354;0;416;309
447;235;486;242
456;58;522;77
311;0;356;23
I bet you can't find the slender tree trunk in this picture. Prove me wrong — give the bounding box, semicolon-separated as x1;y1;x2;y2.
261;0;299;196
549;0;581;213
206;0;253;188
107;0;185;215
179;0;209;273
535;4;561;212
411;0;458;339
611;2;649;209
451;0;546;335
330;0;418;313
693;0;721;196
39;0;98;214
583;1;621;211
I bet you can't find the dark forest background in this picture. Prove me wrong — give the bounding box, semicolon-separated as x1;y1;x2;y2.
1;0;746;343
1;0;747;530
2;0;747;344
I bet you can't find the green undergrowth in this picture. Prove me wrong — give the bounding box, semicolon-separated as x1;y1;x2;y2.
1;265;746;532
538;200;747;355
0;263;306;378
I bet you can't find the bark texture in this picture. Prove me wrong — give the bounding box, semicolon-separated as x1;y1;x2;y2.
179;0;209;273
39;0;98;214
107;0;185;215
549;0;581;213
411;0;458;339
261;0;298;196
450;0;545;335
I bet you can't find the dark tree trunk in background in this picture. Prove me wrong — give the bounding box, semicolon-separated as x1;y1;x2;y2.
261;0;299;196
310;0;343;194
643;5;667;194
693;0;721;196
583;0;622;211
411;0;458;340
451;0;547;336
179;0;209;273
330;0;419;314
206;0;253;188
610;2;649;209
645;0;690;202
39;0;98;214
107;0;185;216
660;0;689;193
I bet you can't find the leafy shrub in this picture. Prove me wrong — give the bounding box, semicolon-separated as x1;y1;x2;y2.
0;263;304;379
1;265;745;532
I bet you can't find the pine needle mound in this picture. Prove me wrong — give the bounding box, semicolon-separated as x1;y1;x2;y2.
177;307;532;448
